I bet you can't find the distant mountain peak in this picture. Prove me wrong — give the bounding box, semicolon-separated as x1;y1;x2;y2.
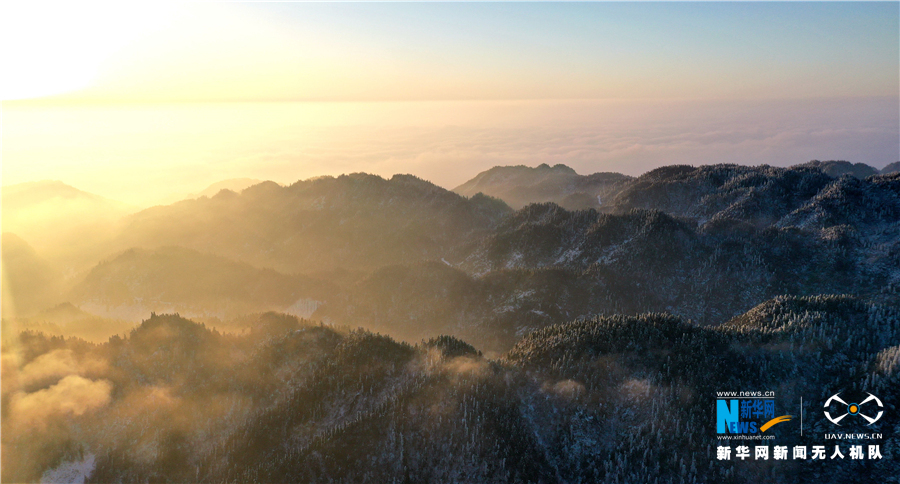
880;161;900;174
454;164;631;210
2;180;130;207
535;163;577;174
796;160;880;179
195;178;265;198
35;302;92;324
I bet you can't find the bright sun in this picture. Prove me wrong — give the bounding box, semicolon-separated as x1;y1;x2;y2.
0;2;176;101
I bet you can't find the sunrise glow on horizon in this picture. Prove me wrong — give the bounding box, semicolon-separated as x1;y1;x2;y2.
2;1;898;205
4;2;897;103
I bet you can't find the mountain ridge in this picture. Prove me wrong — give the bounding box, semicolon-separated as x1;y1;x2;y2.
6;298;898;483
453;163;632;210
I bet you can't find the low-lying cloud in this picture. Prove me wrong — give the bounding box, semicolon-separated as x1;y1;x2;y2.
10;375;113;427
18;349;108;388
4;97;897;206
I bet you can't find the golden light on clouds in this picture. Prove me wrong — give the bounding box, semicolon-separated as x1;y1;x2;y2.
10;375;113;427
0;2;896;205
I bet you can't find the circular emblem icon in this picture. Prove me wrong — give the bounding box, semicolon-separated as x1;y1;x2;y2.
824;392;883;426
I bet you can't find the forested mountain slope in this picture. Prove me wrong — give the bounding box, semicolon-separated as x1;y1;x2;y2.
3;299;897;483
7;164;895;355
113;174;511;274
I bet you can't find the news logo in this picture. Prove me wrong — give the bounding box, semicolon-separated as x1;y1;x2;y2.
716;391;792;435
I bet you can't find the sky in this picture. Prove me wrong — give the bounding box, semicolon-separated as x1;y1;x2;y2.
2;1;898;205
4;2;898;102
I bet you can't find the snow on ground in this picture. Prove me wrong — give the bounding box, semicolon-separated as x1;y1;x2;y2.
40;453;95;484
